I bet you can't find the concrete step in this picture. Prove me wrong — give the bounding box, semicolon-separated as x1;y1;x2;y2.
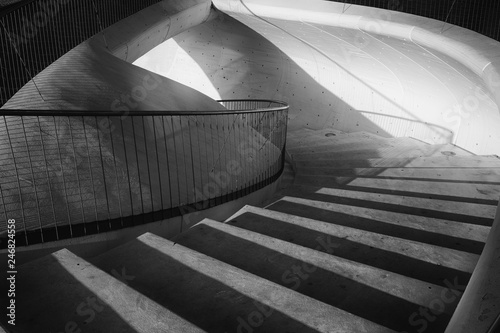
173;218;458;332
265;196;488;252
89;232;392;333
291;143;474;161
8;249;200;333
287;131;393;149
293;173;500;203
297;166;500;184
278;185;496;224
287;128;345;141
295;155;500;170
226;206;478;288
289;137;424;156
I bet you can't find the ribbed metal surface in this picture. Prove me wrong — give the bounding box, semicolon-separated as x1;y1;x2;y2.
0;102;289;247
329;0;500;41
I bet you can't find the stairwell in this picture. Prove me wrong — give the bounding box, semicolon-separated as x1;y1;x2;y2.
5;129;500;332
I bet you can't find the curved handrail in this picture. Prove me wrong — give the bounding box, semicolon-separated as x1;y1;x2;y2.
0;100;289;116
0;99;289;248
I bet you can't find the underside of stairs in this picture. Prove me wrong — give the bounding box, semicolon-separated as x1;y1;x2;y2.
4;129;500;333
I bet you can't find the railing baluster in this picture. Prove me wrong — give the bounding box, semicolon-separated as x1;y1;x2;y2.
37;116;59;241
52;116;73;238
171;117;181;210
108;116;123;227
163;116;173;215
96;116;111;229
4;116;29;245
131;116;144;224
67;117;87;233
152;115;163;218
21;116;44;243
82;116;97;233
142;116;154;214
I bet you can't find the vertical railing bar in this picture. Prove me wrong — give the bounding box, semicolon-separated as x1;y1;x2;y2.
82;116;98;231
96;116;111;229
131;117;145;223
237;113;241;194
162;116;173;213
108;116;124;227
202;116;210;205
195;116;204;205
235;114;240;195
187;117;197;204
21;117;44;243
4;116;29;245
171;117;182;210
152;115;164;217
37;116;59;240
120;119;134;218
142;116;154;213
179;116;190;206
53;116;73;237
212;116;218;200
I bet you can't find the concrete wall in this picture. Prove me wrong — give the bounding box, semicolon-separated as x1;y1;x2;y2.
135;0;500;155
0;0;281;244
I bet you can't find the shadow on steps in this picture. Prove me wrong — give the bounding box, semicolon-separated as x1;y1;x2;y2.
227;212;472;292
89;236;327;333
277;188;494;227
174;223;457;332
266;200;486;255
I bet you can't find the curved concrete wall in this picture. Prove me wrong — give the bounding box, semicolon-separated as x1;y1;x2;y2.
0;0;282;250
135;0;500;155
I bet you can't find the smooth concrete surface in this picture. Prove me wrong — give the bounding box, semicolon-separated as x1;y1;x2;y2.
0;169;284;268
5;130;500;332
445;202;500;333
2;248;202;333
0;0;282;244
93;231;393;333
135;0;500;155
2;0;220;110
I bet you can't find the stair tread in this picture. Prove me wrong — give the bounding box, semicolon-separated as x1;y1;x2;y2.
296;155;500;169
89;232;393;333
289;137;424;156
292;143;474;161
172;218;459;332
287;128;345;140
266;195;489;245
288;131;424;148
228;206;478;273
279;184;496;221
296;166;500;184
293;173;500;203
10;249;201;333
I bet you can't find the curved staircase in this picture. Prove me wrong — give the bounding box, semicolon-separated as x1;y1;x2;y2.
5;129;500;333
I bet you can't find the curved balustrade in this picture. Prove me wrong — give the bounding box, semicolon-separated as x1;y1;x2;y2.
0;101;289;248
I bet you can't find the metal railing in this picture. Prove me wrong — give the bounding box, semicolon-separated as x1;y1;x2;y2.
0;0;165;107
331;0;500;41
0;101;289;247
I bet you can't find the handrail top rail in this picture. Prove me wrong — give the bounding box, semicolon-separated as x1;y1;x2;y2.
0;99;289;116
